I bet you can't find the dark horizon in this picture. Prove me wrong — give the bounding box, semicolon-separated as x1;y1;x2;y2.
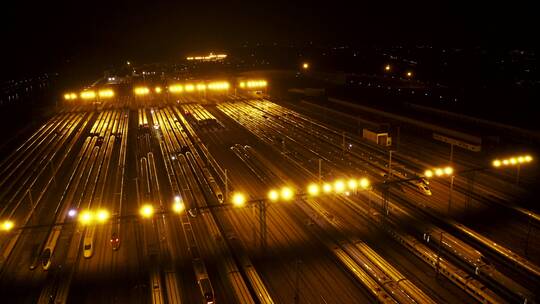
2;1;539;80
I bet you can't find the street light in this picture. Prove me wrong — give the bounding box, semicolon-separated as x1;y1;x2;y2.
359;178;370;189
492;154;533;184
232;192;246;207
347;179;358;191
334;180;346;193
80;91;96;100
268;190;279;202
1;220;14;232
425;166;454;214
322;183;333;194
79;210;93;225
169;84;184;93
384;64;391;72
173;196;185;214
140;204;154;218
155;86;162;94
96;209;110;223
185;84;195;92
98;89;114;98
302;62;309;70
64;93;78;101
280;187;294;201
307;183;320;196
406;71;413;78
134;87;150;96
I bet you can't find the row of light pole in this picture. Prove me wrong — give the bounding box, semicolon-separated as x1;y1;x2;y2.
424;154;534;216
2;152;533;233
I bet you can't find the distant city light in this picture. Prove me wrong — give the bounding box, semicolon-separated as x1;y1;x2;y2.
186;52;228;61
302;62;309;69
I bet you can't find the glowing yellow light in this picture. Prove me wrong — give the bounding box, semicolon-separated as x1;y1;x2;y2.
244;80;268;89
155;86;162;93
70;93;77;99
347;179;358;190
80;91;96;100
232;192;246;207
323;183;332;193
186;53;227;61
134;87;150;95
96;209;110;223
334;180;345;193
64;93;71;100
268;190;279;202
385;64;391;71
524;155;533;162
140;204;154;218
281;187;294;201
98;89;114;98
79;210;93;225
359;178;370;189
185;84;195;92
406;71;413;77
1;220;14;231
424;170;433;178
435;168;444;176
169;84;183;93
173;201;185;214
196;83;206;91
302;62;309;69
492;160;501;167
510;158;517;165
307;183;320;196
444;166;454;175
208;81;230;91
502;159;509;165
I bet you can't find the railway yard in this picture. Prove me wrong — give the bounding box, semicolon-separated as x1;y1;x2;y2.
0;91;538;304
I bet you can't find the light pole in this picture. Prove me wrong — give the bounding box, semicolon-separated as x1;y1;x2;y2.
318;158;322;183
388;150;395;179
492;155;533;185
448;175;455;215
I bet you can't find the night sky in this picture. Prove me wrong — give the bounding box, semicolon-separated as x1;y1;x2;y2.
2;1;537;80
